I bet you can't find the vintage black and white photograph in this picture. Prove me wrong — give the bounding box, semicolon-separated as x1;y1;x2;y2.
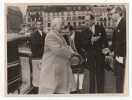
6;4;128;95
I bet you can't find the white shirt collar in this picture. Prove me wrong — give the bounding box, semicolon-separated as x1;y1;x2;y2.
91;24;95;34
38;30;42;36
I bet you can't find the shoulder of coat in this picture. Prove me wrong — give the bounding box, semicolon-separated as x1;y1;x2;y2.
46;30;58;39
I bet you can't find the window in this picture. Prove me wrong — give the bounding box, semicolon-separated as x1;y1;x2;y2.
73;22;76;27
82;16;85;20
78;16;82;20
72;16;76;21
78;22;81;26
82;21;85;24
67;16;71;21
48;23;51;27
78;16;85;20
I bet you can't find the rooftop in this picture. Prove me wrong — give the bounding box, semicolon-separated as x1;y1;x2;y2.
27;5;113;12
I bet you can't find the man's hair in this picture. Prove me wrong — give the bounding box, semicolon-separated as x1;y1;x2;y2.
90;14;95;20
116;7;123;16
64;25;74;31
111;7;123;16
85;14;95;21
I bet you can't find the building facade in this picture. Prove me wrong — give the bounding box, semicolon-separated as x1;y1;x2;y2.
26;5;115;33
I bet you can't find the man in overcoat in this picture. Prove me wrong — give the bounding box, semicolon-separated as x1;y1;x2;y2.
111;7;126;93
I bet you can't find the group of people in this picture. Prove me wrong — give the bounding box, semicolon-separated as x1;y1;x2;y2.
30;7;126;94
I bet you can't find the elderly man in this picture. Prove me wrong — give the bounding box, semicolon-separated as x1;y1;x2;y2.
111;7;126;93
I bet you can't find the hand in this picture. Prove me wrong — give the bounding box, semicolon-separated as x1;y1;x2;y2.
105;56;113;63
67;46;75;53
35;60;42;70
80;56;86;64
70;54;80;66
109;51;114;57
105;55;114;69
115;56;124;64
102;48;111;55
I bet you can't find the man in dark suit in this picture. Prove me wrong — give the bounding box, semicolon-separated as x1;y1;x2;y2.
30;22;46;93
111;7;126;93
75;14;108;93
31;30;45;59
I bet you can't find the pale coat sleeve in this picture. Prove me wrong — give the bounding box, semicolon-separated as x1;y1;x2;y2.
45;33;73;58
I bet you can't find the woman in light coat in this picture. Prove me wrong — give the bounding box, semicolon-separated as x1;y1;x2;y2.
39;18;76;94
